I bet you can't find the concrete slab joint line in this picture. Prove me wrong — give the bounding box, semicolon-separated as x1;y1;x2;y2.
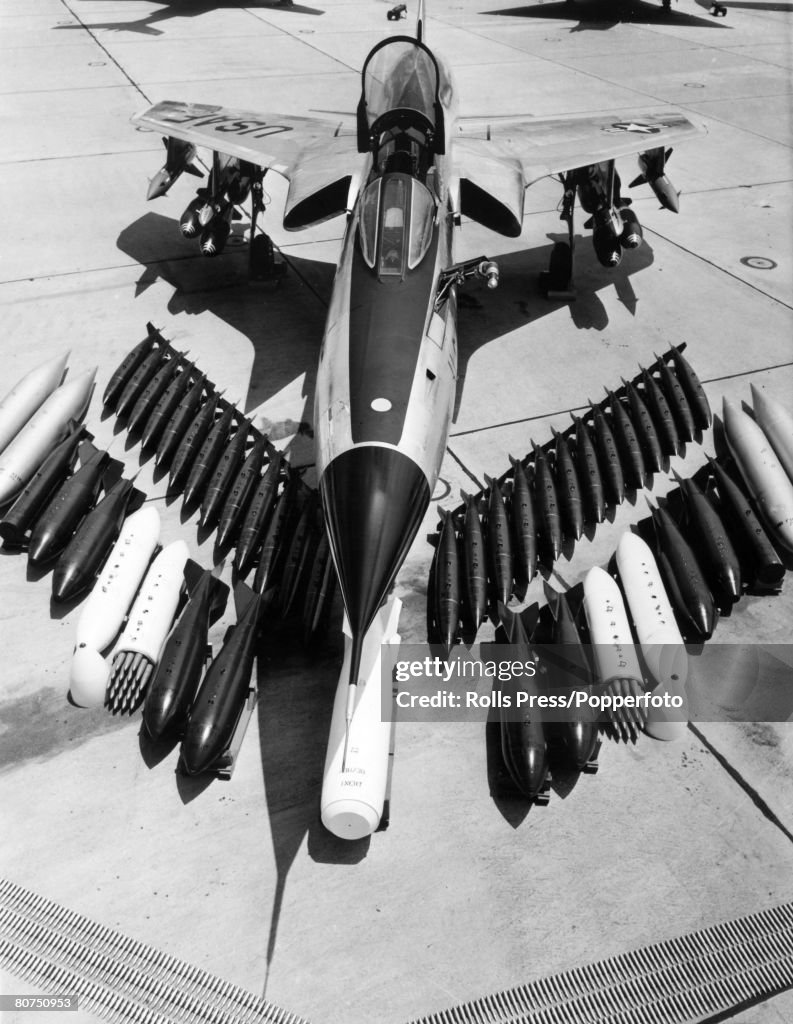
2;882;793;1024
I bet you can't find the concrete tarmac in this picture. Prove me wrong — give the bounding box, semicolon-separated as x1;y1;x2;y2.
1;0;792;1020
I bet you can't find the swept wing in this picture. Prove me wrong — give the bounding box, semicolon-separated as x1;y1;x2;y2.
453;110;705;186
132;101;357;180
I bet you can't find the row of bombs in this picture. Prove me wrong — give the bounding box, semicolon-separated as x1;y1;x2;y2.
467;383;793;804
0;344;337;642
72;492;336;775
0;345;339;775
428;344;711;648
0;356;142;605
492;528;701;805
429;381;792;656
102;325;336;605
62;512;260;777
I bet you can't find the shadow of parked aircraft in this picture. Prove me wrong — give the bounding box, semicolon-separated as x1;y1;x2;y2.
54;0;323;38
117;208;655;457
482;0;731;30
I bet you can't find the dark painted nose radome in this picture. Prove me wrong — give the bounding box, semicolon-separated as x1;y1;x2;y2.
319;445;431;643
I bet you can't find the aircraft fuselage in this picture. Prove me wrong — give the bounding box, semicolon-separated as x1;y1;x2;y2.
314;37;459;675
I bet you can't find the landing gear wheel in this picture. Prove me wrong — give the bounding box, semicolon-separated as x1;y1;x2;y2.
709;3;726;13
249;233;286;282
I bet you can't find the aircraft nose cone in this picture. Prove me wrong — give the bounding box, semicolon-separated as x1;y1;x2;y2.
319;446;431;641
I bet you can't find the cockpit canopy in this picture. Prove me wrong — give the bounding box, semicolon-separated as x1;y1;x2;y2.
358;173;436;279
357;37;445;155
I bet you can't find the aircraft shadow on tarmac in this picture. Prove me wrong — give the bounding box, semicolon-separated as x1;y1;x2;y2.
482;0;732;29
252;622;378;990
53;0;323;38
117;211;655;454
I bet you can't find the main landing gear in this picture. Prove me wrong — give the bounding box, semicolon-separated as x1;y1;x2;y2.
248;173;286;283
539;171;577;301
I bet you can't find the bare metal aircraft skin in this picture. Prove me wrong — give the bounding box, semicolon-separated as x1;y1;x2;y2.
133;3;705;695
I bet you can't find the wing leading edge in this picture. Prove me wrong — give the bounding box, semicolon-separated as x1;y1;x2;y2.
133;101;358;181
453;110;706;186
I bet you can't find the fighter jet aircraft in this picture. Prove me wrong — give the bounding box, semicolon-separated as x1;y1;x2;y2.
133;0;705;759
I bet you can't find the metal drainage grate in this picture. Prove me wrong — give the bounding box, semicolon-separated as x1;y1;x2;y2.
0;878;309;1024
407;900;793;1024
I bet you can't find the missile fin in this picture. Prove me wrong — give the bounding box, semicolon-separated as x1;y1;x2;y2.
100;457;126;493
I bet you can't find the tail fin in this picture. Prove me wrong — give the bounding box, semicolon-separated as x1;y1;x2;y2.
416;0;425;41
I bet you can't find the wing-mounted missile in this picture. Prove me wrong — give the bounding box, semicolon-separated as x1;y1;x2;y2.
630;147;680;213
147;137;203;201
